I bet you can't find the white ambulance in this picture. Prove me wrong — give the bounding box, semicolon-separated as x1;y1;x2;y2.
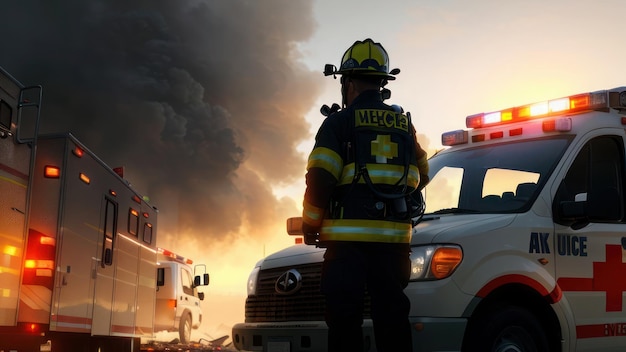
0;66;210;351
154;247;209;344
233;86;626;351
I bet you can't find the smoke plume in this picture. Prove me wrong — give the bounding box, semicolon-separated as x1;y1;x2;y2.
1;1;321;245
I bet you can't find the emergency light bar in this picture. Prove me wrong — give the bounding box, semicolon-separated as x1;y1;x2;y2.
158;247;193;265
466;91;608;129
442;88;626;146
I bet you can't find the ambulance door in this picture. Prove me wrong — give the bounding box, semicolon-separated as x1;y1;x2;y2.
0;99;28;326
52;144;105;333
92;197;117;335
553;134;626;351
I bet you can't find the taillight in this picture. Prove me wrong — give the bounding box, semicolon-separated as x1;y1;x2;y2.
23;229;56;286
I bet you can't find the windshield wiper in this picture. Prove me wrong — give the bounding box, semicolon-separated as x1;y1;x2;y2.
431;208;481;215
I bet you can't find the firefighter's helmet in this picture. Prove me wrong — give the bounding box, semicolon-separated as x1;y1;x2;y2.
324;38;400;80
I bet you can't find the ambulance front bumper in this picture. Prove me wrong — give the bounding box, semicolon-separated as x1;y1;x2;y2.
232;317;466;352
232;320;332;352
409;316;467;352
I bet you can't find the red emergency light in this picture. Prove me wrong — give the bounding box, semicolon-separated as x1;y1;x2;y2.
158;247;193;265
72;146;84;158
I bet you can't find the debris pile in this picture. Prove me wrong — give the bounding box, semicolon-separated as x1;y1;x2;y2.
141;336;235;352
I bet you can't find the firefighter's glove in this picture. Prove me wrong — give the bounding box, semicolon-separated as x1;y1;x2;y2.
301;222;320;246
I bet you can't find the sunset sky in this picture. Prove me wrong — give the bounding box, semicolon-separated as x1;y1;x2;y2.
1;0;625;340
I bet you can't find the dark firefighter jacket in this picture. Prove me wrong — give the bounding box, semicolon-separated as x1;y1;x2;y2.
302;90;429;244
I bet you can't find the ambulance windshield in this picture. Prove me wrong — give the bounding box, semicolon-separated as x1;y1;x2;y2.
424;136;572;214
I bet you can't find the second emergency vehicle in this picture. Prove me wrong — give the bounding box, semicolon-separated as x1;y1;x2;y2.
233;86;626;351
154;247;209;344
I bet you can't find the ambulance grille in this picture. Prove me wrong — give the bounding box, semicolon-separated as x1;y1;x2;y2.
244;262;371;322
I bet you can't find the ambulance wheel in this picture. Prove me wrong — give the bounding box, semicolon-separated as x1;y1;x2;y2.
179;311;192;343
466;305;550;352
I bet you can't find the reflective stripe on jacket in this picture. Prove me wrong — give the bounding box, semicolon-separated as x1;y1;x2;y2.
303;90;426;244
318;218;412;243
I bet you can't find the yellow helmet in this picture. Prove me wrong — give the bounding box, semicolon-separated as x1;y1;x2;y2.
324;38;400;80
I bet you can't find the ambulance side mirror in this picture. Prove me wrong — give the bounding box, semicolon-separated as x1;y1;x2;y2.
287;217;321;245
556;193;589;229
194;273;210;287
561;193;587;216
286;217;304;236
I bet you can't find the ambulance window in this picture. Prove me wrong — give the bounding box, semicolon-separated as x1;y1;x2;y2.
0;101;11;131
557;136;624;222
425;166;463;212
128;208;139;236
143;222;153;244
181;268;194;296
482;169;540;198
427;136;570;214
102;198;117;267
588;137;624;221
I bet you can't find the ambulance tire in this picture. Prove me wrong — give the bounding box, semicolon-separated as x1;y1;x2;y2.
466;305;550;352
179;311;192;344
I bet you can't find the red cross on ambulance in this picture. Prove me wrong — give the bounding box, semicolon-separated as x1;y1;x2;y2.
558;244;626;312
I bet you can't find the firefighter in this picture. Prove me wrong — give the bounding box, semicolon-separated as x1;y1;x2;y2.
302;38;429;352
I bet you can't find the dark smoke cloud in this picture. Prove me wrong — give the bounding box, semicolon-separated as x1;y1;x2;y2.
1;0;321;242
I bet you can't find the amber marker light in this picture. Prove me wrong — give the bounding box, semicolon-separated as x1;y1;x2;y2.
44;165;61;178
430;247;463;279
79;173;91;184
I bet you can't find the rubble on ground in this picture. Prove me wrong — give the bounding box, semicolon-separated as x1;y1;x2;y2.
141;335;236;352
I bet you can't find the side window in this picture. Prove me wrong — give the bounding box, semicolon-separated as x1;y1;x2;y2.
556;136;624;223
0;100;11;132
181;268;194;296
142;222;153;244
102;198;117;267
588;137;624;221
128;208;139;236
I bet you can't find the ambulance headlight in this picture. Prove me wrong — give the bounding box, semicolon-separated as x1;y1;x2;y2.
410;245;463;281
247;265;261;296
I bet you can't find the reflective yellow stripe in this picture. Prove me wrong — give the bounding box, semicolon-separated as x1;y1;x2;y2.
319;219;411;243
0;174;27;188
307;147;343;180
338;163;357;185
338;163;420;188
302;202;325;227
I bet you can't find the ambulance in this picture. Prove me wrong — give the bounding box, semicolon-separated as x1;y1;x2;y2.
154;247;209;344
0;66;209;351
233;86;626;351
